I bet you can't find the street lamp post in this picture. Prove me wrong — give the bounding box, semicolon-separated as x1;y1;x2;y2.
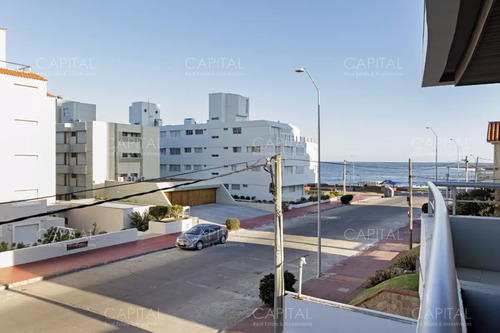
426;126;438;181
296;67;322;278
450;138;460;181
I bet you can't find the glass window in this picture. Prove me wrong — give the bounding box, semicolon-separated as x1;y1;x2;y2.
184;165;191;170
186;130;193;135
170;148;181;155
233;147;241;153
195;129;203;135
231;184;240;190
233;127;242;134
160;148;166;155
284;166;293;174
169;164;181;172
170;130;181;138
184;147;191;153
194;147;203;153
194;165;202;171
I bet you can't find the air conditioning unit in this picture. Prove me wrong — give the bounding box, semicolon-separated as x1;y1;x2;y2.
131;176;138;181
140;176;146;181
127;177;132;181
117;177;124;181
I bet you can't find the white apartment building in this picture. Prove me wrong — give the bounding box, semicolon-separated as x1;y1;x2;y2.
0;27;64;244
129;101;162;127
56;121;160;199
160;93;317;201
56;99;96;123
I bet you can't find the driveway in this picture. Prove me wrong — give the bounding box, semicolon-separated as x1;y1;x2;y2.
189;203;270;225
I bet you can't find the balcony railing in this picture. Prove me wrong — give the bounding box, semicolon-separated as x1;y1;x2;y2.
417;182;465;332
0;60;32;72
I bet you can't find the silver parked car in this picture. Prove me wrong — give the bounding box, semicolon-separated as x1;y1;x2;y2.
176;224;228;250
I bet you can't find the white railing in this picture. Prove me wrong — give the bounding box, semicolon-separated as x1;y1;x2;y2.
417;182;465;332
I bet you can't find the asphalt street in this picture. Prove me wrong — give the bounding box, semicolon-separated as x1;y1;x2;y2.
0;196;425;333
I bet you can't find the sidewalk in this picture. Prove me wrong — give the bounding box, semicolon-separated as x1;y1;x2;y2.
229;219;421;333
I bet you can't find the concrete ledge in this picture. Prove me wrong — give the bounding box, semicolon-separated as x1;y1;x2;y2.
0;229;138;269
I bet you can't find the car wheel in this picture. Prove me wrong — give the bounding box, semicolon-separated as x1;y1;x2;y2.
220;235;226;244
196;241;203;250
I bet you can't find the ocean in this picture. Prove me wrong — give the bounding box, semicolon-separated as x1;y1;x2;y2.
320;162;493;187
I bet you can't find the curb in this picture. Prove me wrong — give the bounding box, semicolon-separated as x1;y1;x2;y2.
0;245;177;291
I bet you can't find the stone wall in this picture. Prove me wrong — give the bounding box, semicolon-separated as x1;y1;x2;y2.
354;287;420;319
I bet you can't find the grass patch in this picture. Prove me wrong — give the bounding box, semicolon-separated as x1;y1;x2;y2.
349;273;419;305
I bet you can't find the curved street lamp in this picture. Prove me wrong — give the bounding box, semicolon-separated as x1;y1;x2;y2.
295;67;322;278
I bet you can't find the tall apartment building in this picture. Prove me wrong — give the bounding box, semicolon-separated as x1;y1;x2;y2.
159;93;317;201
129;101;162;127
56;99;96;123
0;28;64;244
56;121;160;200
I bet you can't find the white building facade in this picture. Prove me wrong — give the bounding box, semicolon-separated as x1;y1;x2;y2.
56;99;96;123
159;93;317;201
56;121;160;199
129;101;162;127
0;27;64;244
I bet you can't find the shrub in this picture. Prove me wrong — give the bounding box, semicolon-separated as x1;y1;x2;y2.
129;211;150;231
341;194;354;204
282;202;290;211
321;194;330;200
309;195;318;202
225;218;240;231
149;205;171;220
0;241;8;252
421;203;428;213
245;196;250;200
170;204;184;219
257;200;262;203
251;196;256;200
16;242;27;249
98;231;107;235
42;227;74;243
455;189;498;217
394;254;419;271
259;270;297;305
365;269;400;288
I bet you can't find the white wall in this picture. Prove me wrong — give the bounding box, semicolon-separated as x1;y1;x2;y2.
0;71;56;203
0;229;137;269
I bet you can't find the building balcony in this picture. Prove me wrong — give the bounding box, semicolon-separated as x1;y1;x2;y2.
71;143;87;153
56;164;70;173
71;165;87;174
56;144;70;153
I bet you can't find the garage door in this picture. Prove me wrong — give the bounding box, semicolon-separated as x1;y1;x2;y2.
165;188;216;206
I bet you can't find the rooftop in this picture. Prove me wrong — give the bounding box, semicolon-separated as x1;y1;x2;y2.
0;67;46;81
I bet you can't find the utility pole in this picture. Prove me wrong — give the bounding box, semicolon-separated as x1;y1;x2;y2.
408;158;413;250
474;156;479;182
272;154;284;333
465;156;469;183
343;160;346;195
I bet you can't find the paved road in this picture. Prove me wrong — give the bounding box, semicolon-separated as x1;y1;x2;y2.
0;196;425;333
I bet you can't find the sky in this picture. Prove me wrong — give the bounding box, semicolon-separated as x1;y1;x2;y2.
1;0;497;162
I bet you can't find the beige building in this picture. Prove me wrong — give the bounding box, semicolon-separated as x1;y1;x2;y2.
56;121;160;199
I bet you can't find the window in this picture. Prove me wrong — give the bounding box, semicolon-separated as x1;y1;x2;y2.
71;153;77;158
247;146;261;153
130;153;141;158
160;148;167;156
160;131;167;139
243;184;248;188
186;130;193;135
212;136;219;139
223;147;228;150
184;147;191;153
195;129;203;135
296;147;305;155
231;165;237;171
296;166;304;174
71;173;77;179
224;184;229;189
122;153;128;158
212;154;219;157
160;164;167;172
231;184;240;190
170;130;181;138
71;132;77;137
169;164;181;172
212;172;219;175
131;173;138;177
233;147;241;153
284;146;293;154
194;147;202;153
275;146;282;153
184;165;192;171
251;166;260;172
284;166;293;174
211;117;219;120
224;128;228;131
170;148;181;155
194;165;202;171
119;173;128;178
233;127;242;134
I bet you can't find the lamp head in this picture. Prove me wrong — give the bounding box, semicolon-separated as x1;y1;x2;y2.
295;67;305;73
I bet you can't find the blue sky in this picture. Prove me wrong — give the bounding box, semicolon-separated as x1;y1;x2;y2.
2;0;497;162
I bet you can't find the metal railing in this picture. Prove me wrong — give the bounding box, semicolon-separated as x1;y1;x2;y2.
434;181;500;215
417;182;464;332
0;60;32;72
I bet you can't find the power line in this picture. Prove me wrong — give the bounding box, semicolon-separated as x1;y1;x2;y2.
0;158;268;206
1;160;270;225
